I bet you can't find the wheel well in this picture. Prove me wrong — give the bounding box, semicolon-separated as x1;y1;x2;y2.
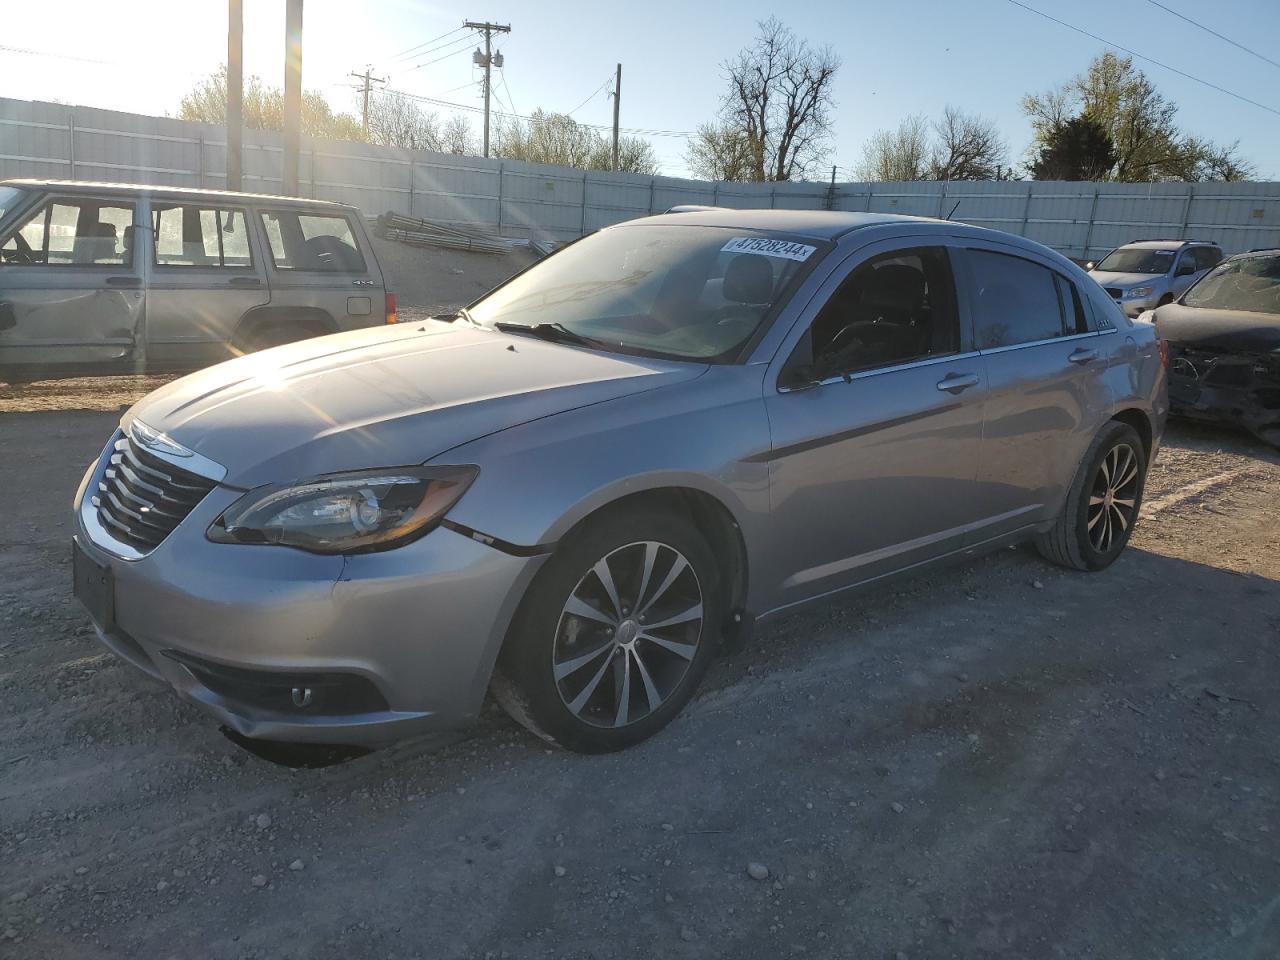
1111;408;1152;459
565;488;749;615
233;306;337;348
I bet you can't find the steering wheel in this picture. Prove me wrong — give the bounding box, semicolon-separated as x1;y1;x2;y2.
1;231;36;265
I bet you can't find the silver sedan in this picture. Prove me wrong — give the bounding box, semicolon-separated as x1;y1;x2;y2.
72;209;1167;753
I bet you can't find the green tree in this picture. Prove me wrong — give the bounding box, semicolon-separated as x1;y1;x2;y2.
177;67;364;142
1022;53;1252;181
1028;115;1119;181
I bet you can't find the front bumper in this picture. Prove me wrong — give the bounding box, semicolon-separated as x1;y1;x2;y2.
73;454;544;746
1167;344;1280;446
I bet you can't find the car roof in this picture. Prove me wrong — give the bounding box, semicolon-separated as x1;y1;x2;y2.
0;178;358;211
1119;239;1217;250
619;208;956;241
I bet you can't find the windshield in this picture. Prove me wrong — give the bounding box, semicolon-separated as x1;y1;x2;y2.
1183;254;1280;314
1095;247;1176;275
469;225;824;361
0;186;24;223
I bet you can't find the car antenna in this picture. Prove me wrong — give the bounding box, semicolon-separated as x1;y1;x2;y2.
943;199;961;221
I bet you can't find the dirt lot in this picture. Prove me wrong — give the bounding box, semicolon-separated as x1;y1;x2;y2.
1;393;1278;959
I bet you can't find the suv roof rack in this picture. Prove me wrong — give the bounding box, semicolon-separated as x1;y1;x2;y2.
1124;238;1214;246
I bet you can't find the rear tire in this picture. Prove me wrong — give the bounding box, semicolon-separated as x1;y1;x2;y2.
492;508;723;753
1037;421;1147;571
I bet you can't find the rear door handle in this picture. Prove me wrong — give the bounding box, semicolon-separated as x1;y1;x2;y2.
936;372;980;394
1068;347;1099;365
229;276;262;287
105;276;141;288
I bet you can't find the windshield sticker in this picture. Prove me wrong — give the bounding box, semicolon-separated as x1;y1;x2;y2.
721;236;816;262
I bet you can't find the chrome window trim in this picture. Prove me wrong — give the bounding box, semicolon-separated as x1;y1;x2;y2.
777;349;982;393
978;330;1100;357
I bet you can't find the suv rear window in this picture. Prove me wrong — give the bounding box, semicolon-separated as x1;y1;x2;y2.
154;204;251;268
259;210;365;273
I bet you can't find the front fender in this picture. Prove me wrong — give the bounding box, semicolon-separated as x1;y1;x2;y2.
431;364;772;592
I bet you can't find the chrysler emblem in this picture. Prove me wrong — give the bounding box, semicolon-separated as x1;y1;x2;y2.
129;420;194;458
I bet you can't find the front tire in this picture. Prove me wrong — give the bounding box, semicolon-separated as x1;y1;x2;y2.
492;508;723;753
1037;421;1147;571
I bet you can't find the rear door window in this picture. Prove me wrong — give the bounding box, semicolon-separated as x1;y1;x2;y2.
1;198;134;267
153;205;251;268
967;250;1069;349
259;210;366;273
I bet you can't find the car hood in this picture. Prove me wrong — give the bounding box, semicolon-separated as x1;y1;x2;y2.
125;321;706;487
1090;271;1163;288
1152;303;1280;352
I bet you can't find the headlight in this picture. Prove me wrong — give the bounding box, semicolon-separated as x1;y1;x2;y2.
207;466;477;554
1125;286;1154;299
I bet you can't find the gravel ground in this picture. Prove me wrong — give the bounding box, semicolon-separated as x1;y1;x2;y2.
0;407;1278;960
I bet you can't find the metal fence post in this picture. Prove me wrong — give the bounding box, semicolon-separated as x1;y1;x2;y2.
1019;182;1034;237
1081;185;1100;260
937;180;948;218
580;170;589;236
769;183;777;208
712;181;719;207
408;160;416;218
648;177;656;214
496;161;504;234
67;115;76;180
865;184;874;212
1180;185;1194;237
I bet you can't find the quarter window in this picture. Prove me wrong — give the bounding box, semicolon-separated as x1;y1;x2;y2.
1194;247;1223;271
968;250;1069;349
802;247;960;377
153;205;251;268
259;210;366;273
0;199;134;267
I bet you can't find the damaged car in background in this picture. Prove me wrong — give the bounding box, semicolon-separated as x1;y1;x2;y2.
1150;248;1280;447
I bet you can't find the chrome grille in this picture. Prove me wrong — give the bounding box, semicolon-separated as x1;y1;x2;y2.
92;435;217;550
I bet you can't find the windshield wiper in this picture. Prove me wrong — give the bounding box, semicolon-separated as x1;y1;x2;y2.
493;321;601;348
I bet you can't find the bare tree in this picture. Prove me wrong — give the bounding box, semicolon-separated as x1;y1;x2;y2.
713;18;840;181
685;122;755;181
440;114;478;156
496;110;659;174
366;90;440;150
928;106;1006;180
855;115;930;181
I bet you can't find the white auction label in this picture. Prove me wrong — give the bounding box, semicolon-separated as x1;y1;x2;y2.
721;237;816;262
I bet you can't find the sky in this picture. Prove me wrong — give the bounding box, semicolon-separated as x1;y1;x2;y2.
1;0;1277;180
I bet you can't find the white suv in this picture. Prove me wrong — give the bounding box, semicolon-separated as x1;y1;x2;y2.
1089;240;1223;317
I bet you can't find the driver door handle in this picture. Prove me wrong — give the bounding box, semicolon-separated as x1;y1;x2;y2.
1068;347;1099;365
936;372;980;394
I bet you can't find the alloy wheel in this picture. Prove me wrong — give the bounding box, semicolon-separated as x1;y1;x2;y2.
1088;442;1140;553
552;540;704;729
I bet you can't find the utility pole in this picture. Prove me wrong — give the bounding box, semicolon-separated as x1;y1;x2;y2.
611;63;621;172
282;0;304;195
226;0;243;190
349;66;386;137
464;20;510;158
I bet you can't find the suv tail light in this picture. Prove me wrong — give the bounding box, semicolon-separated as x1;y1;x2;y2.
385;292;398;325
1157;338;1169;367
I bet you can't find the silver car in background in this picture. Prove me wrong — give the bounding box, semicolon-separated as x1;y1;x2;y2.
0;179;393;381
71;209;1167;753
1088;238;1223;318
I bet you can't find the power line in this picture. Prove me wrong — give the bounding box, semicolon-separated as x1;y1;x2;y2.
387;87;694;137
392;37;480;77
566;74;614;117
1142;0;1280;72
1004;0;1280;119
497;67;518;115
386;25;467;63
